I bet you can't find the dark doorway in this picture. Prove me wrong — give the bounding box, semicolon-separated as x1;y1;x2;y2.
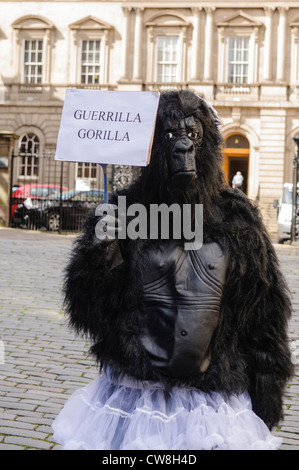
224;133;250;195
228;156;249;194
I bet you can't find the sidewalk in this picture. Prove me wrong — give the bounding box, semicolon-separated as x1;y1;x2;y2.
0;227;298;450
0;228;97;450
271;242;299;449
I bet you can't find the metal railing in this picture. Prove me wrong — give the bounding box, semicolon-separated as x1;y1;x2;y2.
9;151;106;233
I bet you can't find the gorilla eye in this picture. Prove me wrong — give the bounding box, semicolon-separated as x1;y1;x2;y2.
187;131;198;140
165;131;175;140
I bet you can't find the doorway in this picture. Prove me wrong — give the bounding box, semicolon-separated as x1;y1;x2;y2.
223;133;250;195
228;156;249;194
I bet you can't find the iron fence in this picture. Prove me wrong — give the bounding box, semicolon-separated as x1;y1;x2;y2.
9;151;106;233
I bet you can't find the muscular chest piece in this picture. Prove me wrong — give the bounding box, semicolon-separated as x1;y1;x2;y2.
140;241;227;378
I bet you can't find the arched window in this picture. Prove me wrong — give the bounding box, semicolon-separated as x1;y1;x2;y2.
225;134;250;149
19;133;39;177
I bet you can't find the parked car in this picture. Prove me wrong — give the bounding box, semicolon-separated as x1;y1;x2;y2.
13;189;105;231
273;182;299;243
11;184;68;221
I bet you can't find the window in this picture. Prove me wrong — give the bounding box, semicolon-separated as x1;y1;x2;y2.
145;13;190;88
228;37;249;84
12;16;54;85
19;134;40;177
77;162;97;179
156;36;179;83
23;39;43;84
81;40;101;85
225;134;250;149
217;11;262;87
69;16;113;86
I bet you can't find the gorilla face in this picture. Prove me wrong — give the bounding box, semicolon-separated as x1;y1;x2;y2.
163;115;203;190
139;90;224;207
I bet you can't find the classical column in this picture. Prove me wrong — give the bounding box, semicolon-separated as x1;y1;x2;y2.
263;7;274;82
132;8;143;81
276;7;288;82
190;8;202;81
120;7;131;81
217;26;225;82
203;7;215;82
44;29;52;83
103;30;110;85
291;25;299;85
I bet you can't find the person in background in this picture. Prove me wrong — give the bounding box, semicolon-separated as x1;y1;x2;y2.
232;171;244;191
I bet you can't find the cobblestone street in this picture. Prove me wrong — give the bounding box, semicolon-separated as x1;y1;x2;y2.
0;227;298;450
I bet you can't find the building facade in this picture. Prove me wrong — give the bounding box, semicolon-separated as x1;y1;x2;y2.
1;0;299;233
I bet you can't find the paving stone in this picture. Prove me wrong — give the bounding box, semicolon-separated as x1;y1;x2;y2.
0;419;35;430
0;443;24;450
0;400;37;411
4;436;53;450
0;426;47;440
0;228;298;450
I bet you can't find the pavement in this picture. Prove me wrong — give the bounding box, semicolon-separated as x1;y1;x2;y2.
0;227;298;451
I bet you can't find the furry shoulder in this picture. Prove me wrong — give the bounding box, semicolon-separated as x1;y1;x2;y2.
218;188;263;224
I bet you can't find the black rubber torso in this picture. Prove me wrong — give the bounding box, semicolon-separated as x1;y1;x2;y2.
140;241;227;378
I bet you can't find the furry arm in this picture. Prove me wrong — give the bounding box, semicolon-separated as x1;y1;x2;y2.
217;190;294;430
63;210;125;339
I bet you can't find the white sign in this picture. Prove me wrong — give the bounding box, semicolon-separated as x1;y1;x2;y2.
55;89;160;167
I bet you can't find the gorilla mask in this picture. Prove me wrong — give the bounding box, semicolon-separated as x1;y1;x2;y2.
163;114;203;190
133;89;225;210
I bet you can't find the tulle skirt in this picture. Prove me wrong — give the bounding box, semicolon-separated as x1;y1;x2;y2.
52;368;281;450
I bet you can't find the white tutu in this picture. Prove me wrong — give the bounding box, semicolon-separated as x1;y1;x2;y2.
52;368;281;450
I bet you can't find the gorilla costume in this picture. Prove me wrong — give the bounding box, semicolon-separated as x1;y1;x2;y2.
52;90;293;450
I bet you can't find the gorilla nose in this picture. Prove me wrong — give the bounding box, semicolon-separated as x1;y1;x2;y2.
173;144;196;173
171;151;196;191
173;139;195;168
169;133;197;190
174;137;193;153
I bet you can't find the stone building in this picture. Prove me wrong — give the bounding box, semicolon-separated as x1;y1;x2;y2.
0;0;299;233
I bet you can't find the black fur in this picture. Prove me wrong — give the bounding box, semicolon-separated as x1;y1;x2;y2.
64;90;293;430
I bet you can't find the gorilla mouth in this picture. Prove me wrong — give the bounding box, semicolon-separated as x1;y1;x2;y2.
172;169;196;177
171;170;196;190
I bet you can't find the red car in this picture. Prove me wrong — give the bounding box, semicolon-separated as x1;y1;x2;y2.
11;184;68;221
